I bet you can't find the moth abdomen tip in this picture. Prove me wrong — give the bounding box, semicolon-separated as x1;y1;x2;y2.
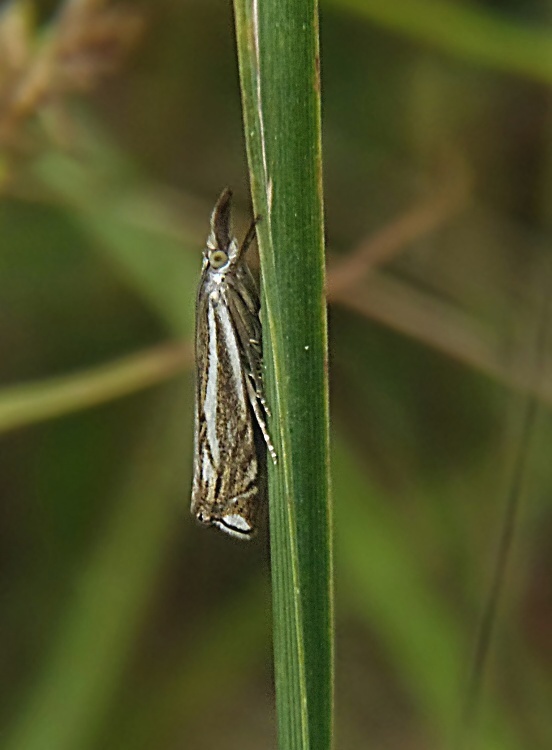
215;514;256;541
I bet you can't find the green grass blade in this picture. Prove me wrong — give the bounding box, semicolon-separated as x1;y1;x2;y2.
233;2;333;749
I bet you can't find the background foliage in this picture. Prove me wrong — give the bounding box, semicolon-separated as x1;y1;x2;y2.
1;1;551;748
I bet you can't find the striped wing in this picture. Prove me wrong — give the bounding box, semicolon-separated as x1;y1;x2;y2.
191;281;260;539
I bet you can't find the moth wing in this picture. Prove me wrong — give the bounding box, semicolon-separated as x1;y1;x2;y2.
191;283;211;506
191;286;261;537
226;274;265;403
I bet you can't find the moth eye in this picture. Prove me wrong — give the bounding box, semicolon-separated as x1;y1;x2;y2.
209;250;229;269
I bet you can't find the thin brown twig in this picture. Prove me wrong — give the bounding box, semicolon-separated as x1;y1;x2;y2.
325;154;552;407
340;272;552;406
327;155;471;299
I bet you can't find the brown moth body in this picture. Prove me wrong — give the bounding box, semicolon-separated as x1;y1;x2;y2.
191;189;276;540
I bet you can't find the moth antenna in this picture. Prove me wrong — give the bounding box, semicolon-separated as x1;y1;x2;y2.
238;214;261;260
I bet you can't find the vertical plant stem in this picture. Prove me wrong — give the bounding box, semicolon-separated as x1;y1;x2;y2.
458;267;552;749
233;2;333;749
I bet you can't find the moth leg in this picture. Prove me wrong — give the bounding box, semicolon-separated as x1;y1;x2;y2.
245;375;277;464
243;340;271;418
226;291;270;416
241;333;270;417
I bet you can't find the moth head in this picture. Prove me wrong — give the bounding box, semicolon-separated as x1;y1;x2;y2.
202;187;237;271
209;248;228;268
206;244;231;271
203;236;238;273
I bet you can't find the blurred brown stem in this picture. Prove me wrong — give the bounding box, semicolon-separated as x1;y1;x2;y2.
327;155;471;297
337;273;552;406
0;0;144;146
326;158;552;406
0;341;192;434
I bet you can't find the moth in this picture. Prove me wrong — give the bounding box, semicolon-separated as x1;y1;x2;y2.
191;188;277;540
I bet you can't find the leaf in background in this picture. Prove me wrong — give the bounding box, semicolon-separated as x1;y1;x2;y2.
4;384;191;750
30;127;200;338
328;0;552;84
333;434;525;750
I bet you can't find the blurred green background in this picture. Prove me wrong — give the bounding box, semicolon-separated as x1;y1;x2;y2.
1;0;551;748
